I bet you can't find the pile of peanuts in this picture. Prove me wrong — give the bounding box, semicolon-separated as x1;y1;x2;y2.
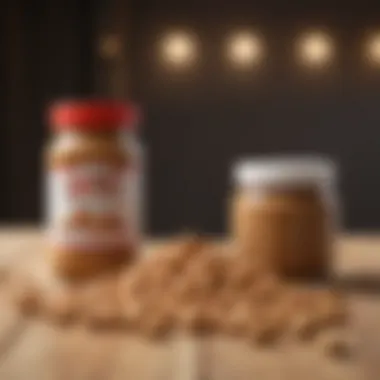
7;235;349;353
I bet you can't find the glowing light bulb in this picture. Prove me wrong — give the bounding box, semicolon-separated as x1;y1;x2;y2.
99;35;121;60
160;32;197;68
297;31;334;68
227;32;264;68
365;33;380;66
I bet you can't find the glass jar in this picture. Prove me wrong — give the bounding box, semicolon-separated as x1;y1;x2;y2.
230;156;339;279
123;104;145;247
45;99;141;279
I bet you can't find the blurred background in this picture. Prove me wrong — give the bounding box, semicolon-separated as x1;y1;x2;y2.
2;0;380;235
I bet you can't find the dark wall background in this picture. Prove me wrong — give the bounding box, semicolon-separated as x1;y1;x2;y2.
2;0;380;235
1;0;103;223
127;0;380;234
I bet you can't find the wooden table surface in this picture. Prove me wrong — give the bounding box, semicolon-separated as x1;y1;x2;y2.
0;228;380;380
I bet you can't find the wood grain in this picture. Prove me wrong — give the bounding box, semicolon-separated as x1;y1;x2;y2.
0;231;44;363
0;229;378;380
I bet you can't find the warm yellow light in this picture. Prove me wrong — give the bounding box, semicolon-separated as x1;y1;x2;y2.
365;33;380;66
160;32;197;68
99;34;121;60
297;31;334;68
227;32;264;67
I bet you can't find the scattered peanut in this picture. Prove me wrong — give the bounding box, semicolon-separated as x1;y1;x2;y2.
83;301;125;330
225;300;251;336
229;257;259;289
6;234;349;348
250;318;284;346
11;276;41;316
319;330;352;360
140;313;172;339
176;303;209;333
43;288;77;325
315;291;348;328
291;313;321;341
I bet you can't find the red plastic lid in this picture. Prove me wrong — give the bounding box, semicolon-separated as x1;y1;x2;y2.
48;99;138;131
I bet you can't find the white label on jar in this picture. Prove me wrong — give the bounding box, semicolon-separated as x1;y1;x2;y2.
46;163;135;252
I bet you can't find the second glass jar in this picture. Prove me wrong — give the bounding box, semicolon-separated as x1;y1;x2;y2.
230;156;339;279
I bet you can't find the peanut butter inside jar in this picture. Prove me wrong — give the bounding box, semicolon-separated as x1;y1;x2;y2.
230;157;338;279
45;100;138;279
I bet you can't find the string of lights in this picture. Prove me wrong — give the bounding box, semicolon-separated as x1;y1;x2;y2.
158;30;380;69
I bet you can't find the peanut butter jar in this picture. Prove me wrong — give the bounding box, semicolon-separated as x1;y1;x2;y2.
230;157;339;279
45;100;142;279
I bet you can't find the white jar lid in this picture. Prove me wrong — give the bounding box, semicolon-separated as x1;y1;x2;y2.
233;156;337;188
